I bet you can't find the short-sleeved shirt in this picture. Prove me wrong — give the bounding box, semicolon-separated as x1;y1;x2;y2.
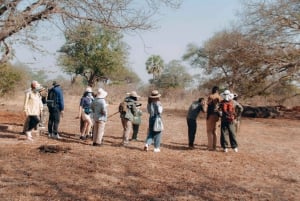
187;101;205;120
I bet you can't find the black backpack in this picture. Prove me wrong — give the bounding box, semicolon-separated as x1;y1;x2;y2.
47;87;57;109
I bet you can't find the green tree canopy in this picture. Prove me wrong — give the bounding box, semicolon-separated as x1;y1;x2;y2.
59;23;131;86
154;60;192;89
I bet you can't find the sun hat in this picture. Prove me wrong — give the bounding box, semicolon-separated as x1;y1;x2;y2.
221;90;234;100
85;86;93;93
149;90;161;98
96;88;108;98
126;91;140;98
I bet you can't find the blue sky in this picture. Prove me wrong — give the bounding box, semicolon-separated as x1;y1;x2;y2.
13;0;242;83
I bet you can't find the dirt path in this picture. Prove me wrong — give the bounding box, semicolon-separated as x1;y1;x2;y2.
0;96;299;201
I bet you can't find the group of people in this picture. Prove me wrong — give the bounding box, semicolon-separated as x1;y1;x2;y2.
186;86;244;152
23;80;64;141
23;81;242;153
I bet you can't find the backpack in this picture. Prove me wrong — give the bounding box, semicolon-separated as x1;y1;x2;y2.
207;98;221;119
221;100;235;122
47;87;57;109
118;101;128;114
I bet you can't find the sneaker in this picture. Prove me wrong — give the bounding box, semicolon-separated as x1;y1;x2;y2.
48;133;53;138
53;134;62;139
234;148;238;152
154;148;161;153
224;148;228;153
80;136;87;140
92;142;102;147
26;131;33;141
144;144;148;151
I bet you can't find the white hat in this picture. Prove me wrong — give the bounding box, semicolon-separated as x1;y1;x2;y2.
126;91;140;98
96;88;107;98
221;90;234;100
85;86;93;93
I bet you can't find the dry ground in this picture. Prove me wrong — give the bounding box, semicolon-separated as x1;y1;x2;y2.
0;95;299;201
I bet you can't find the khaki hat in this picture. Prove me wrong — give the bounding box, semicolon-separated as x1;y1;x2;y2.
127;91;140;98
149;90;161;98
96;88;108;98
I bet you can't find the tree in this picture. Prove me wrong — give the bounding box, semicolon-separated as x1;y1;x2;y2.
0;0;182;63
155;60;192;89
0;63;23;96
183;0;300;98
59;23;130;86
146;55;164;81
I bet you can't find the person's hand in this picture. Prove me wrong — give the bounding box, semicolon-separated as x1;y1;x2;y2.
60;111;64;118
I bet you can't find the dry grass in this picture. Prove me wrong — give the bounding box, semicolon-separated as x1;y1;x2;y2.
0;90;299;201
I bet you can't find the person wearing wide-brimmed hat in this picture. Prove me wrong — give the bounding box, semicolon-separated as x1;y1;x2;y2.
119;91;140;145
219;89;238;153
91;88;108;146
144;90;163;153
77;87;94;140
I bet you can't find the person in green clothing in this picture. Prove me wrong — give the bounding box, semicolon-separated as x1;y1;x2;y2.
131;103;143;141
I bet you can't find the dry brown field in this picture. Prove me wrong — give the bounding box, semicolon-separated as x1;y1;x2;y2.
0;93;299;201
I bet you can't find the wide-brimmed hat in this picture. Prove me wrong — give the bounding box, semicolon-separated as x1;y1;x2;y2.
149;90;161;98
221;90;234;100
96;88;108;98
127;91;140;98
85;86;93;93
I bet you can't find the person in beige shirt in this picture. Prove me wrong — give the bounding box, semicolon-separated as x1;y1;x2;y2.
23;81;43;141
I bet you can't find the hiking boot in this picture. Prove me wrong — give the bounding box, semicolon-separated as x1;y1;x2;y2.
154;148;161;153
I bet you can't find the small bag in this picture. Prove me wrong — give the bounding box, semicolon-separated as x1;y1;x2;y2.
132;116;141;125
153;116;164;132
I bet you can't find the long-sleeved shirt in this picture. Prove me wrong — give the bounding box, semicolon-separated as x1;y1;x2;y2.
23;90;43;116
91;97;108;122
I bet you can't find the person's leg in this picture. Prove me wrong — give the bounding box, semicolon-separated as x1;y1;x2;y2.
97;121;105;144
52;109;61;138
23;116;30;134
122;119;132;144
48;111;54;134
187;118;196;147
85;115;93;137
220;122;229;151
206;116;214;150
153;132;162;149
132;124;139;140
228;122;238;149
92;121;99;144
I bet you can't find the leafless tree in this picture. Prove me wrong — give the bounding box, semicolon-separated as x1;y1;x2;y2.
0;0;182;63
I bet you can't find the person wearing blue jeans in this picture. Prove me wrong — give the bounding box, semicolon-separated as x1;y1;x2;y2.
144;90;163;153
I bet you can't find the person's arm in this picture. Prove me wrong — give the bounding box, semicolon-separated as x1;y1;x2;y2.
23;92;30;116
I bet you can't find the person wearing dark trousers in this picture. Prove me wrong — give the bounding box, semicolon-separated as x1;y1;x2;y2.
186;98;206;149
47;81;64;139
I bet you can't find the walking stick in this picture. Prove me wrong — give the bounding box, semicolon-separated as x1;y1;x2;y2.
108;111;119;118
